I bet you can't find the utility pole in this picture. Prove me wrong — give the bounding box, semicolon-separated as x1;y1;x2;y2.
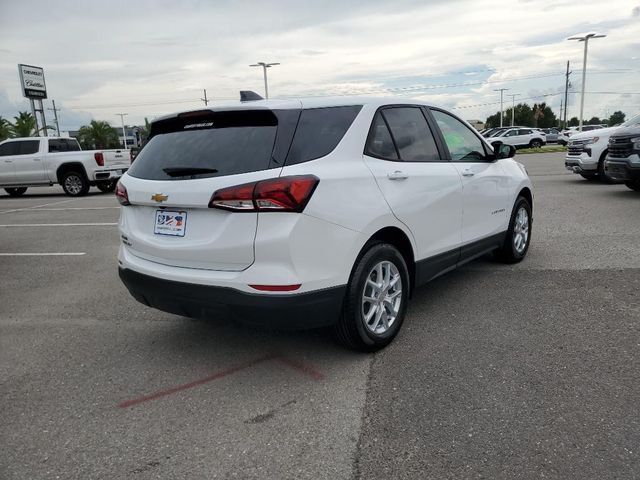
249;62;280;99
559;99;563;128
201;89;209;106
116;113;128;149
507;94;519;126
47;100;61;136
563;60;571;129
567;32;606;131
493;88;509;127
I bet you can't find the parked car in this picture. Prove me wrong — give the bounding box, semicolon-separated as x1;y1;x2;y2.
117;96;533;351
0;137;131;196
486;127;546;148
541;128;559;143
558;125;604;146
604;113;640;191
564;119;638;182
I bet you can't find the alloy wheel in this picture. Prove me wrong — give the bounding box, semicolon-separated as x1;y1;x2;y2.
361;260;402;335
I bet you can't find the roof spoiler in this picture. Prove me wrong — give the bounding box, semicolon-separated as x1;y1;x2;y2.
240;90;264;102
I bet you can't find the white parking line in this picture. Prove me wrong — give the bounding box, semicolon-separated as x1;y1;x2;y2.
23;207;120;211
0;223;118;227
0;198;79;214
0;252;86;256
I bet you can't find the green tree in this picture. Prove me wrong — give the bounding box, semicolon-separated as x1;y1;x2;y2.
0;116;11;141
138;117;151;145
568;117;579;127
11;111;37;137
532;103;557;128
586;116;602;125
486;103;535;128
608;111;626;126
77;120;120;149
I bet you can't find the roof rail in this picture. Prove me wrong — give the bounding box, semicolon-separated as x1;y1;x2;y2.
240;90;264;102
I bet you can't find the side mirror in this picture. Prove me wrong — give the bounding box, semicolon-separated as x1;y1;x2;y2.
492;141;515;159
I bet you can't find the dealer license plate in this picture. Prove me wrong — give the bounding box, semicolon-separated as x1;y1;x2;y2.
154;210;187;237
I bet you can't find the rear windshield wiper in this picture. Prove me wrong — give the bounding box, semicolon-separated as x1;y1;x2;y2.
162;167;218;177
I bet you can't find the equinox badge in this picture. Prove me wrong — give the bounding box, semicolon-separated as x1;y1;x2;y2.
151;193;168;203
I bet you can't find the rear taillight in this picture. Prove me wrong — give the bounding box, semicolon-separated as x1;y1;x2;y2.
94;152;104;167
209;175;319;213
115;181;130;206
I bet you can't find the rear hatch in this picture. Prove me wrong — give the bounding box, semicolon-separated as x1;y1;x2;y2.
120;106;300;271
101;149;131;170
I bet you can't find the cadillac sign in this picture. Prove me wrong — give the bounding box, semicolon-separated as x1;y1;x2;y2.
18;64;47;99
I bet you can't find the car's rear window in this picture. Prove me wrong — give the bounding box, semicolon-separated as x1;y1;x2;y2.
128;110;288;180
127;106;361;180
285;106;362;165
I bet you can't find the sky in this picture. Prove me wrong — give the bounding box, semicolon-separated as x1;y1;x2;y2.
1;0;639;130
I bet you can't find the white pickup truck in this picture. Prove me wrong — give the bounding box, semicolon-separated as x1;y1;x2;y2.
0;137;131;197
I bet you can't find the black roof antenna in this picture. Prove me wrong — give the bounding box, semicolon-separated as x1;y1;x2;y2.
240;91;264;102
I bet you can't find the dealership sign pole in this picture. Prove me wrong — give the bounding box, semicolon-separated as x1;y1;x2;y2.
18;64;48;137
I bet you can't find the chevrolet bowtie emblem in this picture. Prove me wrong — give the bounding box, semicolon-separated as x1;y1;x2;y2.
151;193;168;203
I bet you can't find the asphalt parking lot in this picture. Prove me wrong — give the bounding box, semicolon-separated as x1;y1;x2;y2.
1;152;639;479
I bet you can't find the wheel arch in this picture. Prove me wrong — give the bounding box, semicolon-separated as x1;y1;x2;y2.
357;226;416;293
56;162;89;184
518;186;533;217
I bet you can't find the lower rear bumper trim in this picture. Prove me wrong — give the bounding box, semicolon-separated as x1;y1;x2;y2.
119;268;346;329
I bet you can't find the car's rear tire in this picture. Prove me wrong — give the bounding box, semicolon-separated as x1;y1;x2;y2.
61;171;90;197
96;180;117;193
625;180;640;192
529;139;543;149
494;196;532;264
4;187;28;197
335;242;410;352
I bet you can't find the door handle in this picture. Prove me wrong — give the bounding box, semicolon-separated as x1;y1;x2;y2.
33;158;41;161
462;169;475;177
387;170;409;180
4;160;11;163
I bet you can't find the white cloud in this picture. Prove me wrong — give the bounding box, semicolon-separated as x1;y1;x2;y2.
0;0;638;127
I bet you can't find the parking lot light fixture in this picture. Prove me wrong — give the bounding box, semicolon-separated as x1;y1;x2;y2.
249;62;280;99
567;32;606;131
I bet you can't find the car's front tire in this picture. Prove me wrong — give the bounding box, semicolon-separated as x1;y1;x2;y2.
4;187;27;197
335;242;410;352
494;196;532;264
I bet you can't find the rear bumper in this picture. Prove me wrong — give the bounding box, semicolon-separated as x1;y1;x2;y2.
605;156;640;182
93;167;128;181
119;267;346;329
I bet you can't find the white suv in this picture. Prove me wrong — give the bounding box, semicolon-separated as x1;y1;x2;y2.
486;127;546;149
117;96;533;351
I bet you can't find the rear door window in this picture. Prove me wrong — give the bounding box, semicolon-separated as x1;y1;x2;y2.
49;139;65;152
365;112;398;160
285;105;362;165
64;139;81;151
128;110;285;180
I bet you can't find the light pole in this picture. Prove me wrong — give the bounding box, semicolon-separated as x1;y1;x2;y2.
507;94;519;126
116;113;128;149
249;62;280;99
494;88;509;127
567;32;606;131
